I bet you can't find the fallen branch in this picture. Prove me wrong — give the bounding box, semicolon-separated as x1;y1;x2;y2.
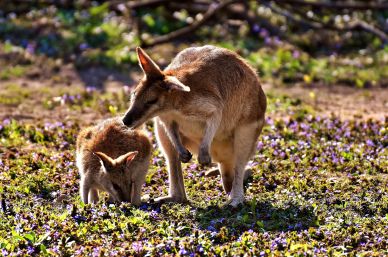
170;1;281;36
272;0;388;10
265;1;388;42
346;20;388;42
141;0;240;47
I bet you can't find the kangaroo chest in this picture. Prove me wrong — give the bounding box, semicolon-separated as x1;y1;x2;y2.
159;112;206;141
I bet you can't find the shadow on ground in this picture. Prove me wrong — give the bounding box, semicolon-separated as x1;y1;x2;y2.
195;200;318;234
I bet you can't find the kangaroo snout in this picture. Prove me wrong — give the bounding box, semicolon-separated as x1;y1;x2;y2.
123;107;148;129
122;114;134;127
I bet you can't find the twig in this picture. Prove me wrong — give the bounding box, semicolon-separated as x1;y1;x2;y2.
227;3;281;36
141;0;240;47
263;1;322;29
1;194;6;213
125;0;170;9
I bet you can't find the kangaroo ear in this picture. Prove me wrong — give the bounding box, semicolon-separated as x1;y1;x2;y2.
115;151;139;166
164;76;191;92
136;47;163;79
94;152;114;172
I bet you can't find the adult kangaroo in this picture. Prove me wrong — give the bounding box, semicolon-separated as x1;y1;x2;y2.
123;45;266;206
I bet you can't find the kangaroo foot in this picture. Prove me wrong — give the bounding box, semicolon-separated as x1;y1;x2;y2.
205;168;253;180
198;147;211;166
154;195;188;204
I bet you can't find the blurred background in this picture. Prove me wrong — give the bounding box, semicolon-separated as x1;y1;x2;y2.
0;0;387;121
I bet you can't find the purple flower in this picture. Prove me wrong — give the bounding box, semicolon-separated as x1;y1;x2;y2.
257;141;264;150
73;214;87;222
132;241;143;252
259;29;269;38
86;86;97;93
273;36;281;46
179;248;188;255
207;225;216;232
366;139;375;147
152;157;161;165
3;118;10;125
92;247;100;257
292;50;300;59
26;42;36;54
149;210;158;219
253;24;261;33
79;43;89;51
27;246;35;255
189;163;198;170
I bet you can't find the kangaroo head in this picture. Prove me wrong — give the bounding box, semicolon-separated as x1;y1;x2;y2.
122;47;190;128
93;151;138;202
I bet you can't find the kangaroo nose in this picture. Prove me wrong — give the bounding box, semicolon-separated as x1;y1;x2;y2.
122;115;133;127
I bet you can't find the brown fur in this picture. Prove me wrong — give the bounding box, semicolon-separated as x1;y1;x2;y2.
122;45;266;206
76;117;151;205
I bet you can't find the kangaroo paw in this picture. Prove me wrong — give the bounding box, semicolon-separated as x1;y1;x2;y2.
244;169;253;181
179;149;192;163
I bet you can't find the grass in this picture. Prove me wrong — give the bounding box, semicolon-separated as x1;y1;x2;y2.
0;83;31;106
0;86;387;256
1;3;387;87
0;66;27;81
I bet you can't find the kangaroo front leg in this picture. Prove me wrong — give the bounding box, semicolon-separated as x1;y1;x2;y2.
155;118;188;203
198;112;222;166
165;121;192;163
80;176;91;204
130;182;142;206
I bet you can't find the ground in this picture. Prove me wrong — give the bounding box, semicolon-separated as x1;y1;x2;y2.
0;67;387;256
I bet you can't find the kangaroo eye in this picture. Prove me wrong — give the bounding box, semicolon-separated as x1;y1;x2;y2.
146;99;158;106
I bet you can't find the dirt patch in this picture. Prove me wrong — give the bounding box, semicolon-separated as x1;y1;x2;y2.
264;83;388;121
0;65;387;124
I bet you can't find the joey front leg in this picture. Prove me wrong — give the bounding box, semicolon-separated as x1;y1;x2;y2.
88;189;99;203
165;121;192;163
198;113;222;166
130;182;142;206
80;176;92;204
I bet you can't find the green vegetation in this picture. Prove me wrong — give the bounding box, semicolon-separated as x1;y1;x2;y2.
1;87;387;256
0;65;27;80
1;2;387;86
0;84;30;106
1;1;387;256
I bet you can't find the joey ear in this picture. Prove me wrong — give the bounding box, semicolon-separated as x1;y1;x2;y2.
94;152;115;171
136;47;163;79
164;76;191;92
115;151;139;166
